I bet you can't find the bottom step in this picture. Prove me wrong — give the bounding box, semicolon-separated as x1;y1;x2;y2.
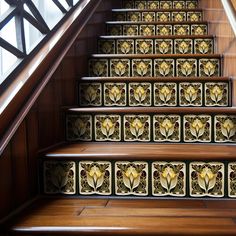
7;198;236;235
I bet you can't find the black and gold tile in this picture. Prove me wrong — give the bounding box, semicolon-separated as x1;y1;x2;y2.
228;163;236;198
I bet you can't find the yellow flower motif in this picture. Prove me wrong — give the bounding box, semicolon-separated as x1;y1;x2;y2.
143;27;153;36
175;3;183;9
136;61;148;76
101;118;115;137
159;61;171;76
177;27;187;35
130;118;144;138
137;3;145;9
130;14;139;22
149;3;157;9
210;85;223;103
93;62;105;76
159;86;172;102
184;86;198;103
174;13;183;22
102;42;112;53
179;41;189;54
123;166;141;191
204;61;216;76
144;13;153;22
162;3;170;9
190;118;205;138
181;61;193;76
87;166;105;191
188;2;196;9
120;42;131;54
139;41;150;54
160;118;175;138
114;61;126;76
160;27;170;35
74;118;86;137
134;86;147;102
194;27;204;35
198;41;209;54
160;166;178;192
159;41;169;54
221;119;236;139
190;13;199;22
84;86;97;103
198;167;217;193
127;27;136;35
159;14;168;22
109;86;122;103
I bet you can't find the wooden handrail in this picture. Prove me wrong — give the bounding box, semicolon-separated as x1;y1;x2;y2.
0;0;103;156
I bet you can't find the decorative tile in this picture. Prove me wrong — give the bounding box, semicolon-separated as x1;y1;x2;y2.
147;1;159;9
107;25;122;35
123;25;139;36
174;25;190;35
190;162;224;198
135;1;146;9
174;39;193;54
117;39;135;54
66;115;92;141
154;83;177;106
184;115;212;142
172;12;186;22
113;12;126;21
89;59;108;77
155;39;173;54
95;115;121;141
156;25;172;35
205;82;229;106
179;82;203;106
136;39;154;54
127;12;141;22
98;40;115;54
115;161;148;196
152;161;186;196
156;12;171;22
79;161;112;195
154;115;181;142
160;1;172;9
199;58;220;77
191;24;208;35
110;59;130;77
132;59;152;77
154;59;175;77
129;82;152;106
228;163;236;198
173;1;185;9
140;25;155;36
176;59;197;77
44;161;76;195
142;12;155;22
187;12;202;22
123;1;134;8
124;115;151;141
79;83;102;106
195;39;213;54
214;115;236;142
186;1;198;9
104;83;127;106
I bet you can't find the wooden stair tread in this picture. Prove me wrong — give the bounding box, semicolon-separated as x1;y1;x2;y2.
42;143;236;160
9;198;236;235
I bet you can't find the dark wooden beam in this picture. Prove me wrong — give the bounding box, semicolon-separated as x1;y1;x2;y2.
52;0;68;13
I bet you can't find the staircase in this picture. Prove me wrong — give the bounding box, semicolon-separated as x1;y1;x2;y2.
8;0;236;235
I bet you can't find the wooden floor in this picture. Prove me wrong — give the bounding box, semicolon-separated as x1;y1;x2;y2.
7;197;236;235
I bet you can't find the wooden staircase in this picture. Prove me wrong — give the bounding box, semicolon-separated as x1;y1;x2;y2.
7;0;236;235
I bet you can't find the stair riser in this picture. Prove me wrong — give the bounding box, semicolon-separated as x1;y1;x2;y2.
89;58;221;77
78;81;230;107
107;24;207;36
122;0;198;10
42;159;236;198
66;114;236;143
98;38;214;55
112;11;202;22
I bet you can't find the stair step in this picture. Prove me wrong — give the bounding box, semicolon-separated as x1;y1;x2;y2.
9;198;236;235
89;55;221;77
106;21;208;36
112;9;203;22
98;36;214;55
78;78;230;107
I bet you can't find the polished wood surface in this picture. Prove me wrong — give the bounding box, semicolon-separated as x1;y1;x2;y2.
8;198;236;235
43;142;236;160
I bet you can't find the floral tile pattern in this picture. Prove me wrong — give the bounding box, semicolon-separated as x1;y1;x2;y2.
104;83;127;106
160;1;172;9
66;115;92;141
172;12;186;22
142;12;155;22
190;162;224;198
129;82;152;106
110;59;130;77
176;59;197;77
107;25;122;36
191;24;208;35
154;59;175;77
195;39;213;54
179;82;202;106
214;115;236;142
140;25;156;36
147;1;159;9
124;115;151;141
136;39;153;54
152;162;186;196
132;59;152;76
156;12;171;22
173;1;185;9
199;59;220;77
79;161;112;195
174;25;190;35
205;82;229;106
117;39;135;54
184;115;212;142
89;59;108;77
127;12;141;21
135;1;146;9
98;40;115;54
123;25;139;35
154;82;177;106
174;39;193;54
154;115;181;142
95;115;121;141
79;83;102;106
155;39;173;54
156;25;172;36
228;163;236;198
44;161;76;195
187;12;202;22
115;161;148;196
